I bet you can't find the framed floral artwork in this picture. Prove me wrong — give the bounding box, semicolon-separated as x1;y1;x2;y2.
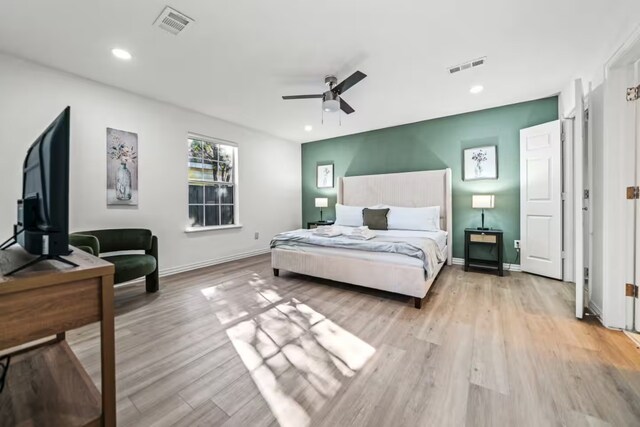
464;146;497;181
107;128;138;205
317;163;334;188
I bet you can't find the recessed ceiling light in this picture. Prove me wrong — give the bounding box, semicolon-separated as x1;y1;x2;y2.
304;125;313;132
111;48;132;60
470;85;484;94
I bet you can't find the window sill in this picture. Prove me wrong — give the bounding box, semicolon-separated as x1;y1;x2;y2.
185;224;243;233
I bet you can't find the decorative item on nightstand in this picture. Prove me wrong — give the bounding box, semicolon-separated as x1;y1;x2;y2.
472;194;495;230
315;197;329;221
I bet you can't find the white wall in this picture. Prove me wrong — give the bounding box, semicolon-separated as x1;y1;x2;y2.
558;19;640;118
0;53;301;274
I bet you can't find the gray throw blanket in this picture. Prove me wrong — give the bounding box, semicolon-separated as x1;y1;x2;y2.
271;229;445;278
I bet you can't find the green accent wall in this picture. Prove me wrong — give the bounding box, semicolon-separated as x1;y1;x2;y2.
301;97;559;263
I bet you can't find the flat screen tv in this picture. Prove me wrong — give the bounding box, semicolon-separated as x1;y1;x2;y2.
1;106;77;275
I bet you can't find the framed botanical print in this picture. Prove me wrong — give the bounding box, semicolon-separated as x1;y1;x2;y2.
464;145;498;181
107;127;139;205
317;163;334;188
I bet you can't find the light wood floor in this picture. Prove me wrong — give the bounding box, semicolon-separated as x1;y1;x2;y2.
68;254;640;427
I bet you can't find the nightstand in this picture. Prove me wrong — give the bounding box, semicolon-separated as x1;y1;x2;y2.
464;228;504;276
307;220;335;229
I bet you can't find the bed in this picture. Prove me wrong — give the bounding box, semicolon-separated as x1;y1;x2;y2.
271;169;452;308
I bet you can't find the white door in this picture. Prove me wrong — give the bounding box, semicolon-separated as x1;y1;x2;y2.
623;59;640;331
574;80;586;319
636;85;640;331
520;120;563;280
634;60;640;331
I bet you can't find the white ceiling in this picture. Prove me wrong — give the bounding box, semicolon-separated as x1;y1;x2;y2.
1;0;639;143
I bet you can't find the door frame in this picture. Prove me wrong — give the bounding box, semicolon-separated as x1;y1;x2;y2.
586;83;594;317
574;79;586;319
562;93;592;320
563;116;575;284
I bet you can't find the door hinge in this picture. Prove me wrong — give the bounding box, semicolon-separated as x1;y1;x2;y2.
583;189;590;200
626;283;638;298
561;192;567;201
627;186;640;200
561;251;566;259
627;85;640;102
584;267;589;279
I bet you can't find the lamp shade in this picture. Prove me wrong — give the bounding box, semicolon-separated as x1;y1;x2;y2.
472;195;495;209
315;197;329;208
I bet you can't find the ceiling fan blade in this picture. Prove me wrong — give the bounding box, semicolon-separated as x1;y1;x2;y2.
333;71;367;95
340;98;355;114
282;94;323;100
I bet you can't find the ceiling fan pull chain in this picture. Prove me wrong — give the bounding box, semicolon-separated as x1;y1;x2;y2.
321;108;324;125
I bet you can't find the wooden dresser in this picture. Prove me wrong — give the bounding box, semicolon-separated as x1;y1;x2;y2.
0;246;116;427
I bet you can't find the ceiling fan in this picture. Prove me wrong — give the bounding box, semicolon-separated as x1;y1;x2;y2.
282;71;367;115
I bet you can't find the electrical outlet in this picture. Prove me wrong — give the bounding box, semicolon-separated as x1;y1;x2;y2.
514;240;521;250
254;232;259;240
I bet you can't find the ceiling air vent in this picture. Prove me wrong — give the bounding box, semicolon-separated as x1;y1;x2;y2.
448;57;486;74
153;6;194;35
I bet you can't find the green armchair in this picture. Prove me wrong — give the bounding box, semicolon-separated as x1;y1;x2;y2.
70;229;159;292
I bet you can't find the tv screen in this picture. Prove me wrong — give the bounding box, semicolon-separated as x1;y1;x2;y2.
17;106;71;256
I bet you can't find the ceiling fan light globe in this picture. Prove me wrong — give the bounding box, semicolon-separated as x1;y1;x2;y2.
322;99;340;113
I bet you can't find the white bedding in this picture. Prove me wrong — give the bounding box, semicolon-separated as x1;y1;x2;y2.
274;226;448;269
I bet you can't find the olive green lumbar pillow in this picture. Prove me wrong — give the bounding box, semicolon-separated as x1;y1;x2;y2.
362;208;390;230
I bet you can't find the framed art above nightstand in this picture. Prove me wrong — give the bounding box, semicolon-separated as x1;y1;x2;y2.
316;163;334;188
463;145;497;181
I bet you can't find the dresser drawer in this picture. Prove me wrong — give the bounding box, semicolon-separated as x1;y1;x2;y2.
469;233;497;244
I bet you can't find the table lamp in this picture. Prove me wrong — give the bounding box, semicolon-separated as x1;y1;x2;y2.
315;197;329;221
472;195;495;230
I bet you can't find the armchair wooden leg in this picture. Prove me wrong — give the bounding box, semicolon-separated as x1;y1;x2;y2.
273;268;279;277
146;273;159;293
145;235;159;293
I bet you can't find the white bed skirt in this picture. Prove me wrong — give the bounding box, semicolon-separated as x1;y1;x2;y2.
271;247;447;299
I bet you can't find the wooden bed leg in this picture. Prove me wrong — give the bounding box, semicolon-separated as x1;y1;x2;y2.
273;268;279;277
414;297;423;309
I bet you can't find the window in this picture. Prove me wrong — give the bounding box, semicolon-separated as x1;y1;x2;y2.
188;135;238;229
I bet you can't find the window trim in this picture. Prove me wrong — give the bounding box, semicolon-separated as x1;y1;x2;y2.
185;224;243;233
187;133;240;230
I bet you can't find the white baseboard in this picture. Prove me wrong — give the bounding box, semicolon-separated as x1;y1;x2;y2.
115;247;271;287
118;251;522;289
451;257;521;272
159;247;270;277
623;330;640;347
588;301;603;318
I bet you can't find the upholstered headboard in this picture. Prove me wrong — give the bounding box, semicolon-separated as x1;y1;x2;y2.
337;169;452;264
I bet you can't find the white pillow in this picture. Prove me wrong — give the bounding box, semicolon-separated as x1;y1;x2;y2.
334;204;365;227
384;205;441;231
